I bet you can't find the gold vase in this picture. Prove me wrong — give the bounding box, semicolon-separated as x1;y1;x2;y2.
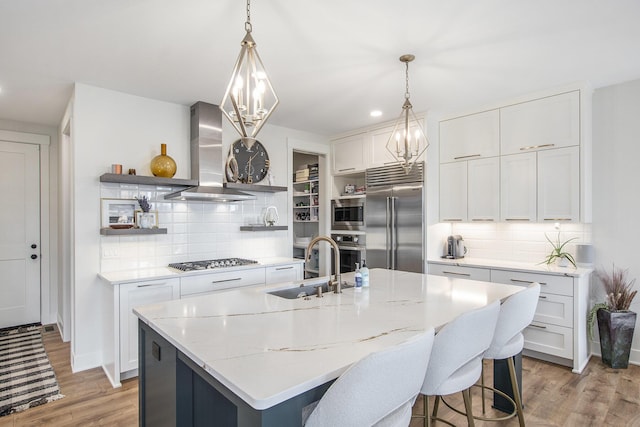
150;143;177;178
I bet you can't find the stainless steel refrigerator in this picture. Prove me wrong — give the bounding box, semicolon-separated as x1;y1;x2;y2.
365;163;424;273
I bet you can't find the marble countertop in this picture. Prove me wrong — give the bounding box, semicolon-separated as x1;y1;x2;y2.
98;257;304;285
133;268;522;410
427;257;592;277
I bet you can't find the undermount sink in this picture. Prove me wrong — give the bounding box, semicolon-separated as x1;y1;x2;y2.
267;280;354;299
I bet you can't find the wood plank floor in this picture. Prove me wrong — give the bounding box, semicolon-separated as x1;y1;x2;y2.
1;325;639;426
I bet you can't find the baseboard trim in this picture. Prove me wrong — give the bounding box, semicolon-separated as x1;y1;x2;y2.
101;365;122;388
71;349;102;373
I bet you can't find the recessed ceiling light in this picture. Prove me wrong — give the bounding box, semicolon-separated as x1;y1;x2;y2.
370;110;382;117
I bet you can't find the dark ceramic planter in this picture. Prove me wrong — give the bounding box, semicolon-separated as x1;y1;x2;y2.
597;308;637;369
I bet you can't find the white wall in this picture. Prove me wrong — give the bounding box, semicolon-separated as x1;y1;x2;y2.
69;84;328;371
592;78;640;363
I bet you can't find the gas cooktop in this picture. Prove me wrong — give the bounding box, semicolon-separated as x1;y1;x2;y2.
168;258;258;272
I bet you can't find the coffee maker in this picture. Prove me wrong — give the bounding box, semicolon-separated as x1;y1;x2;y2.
444;235;467;259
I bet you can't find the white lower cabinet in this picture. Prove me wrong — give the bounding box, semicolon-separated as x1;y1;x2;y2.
180;267;265;298
265;263;303;285
489;268;589;372
428;262;590;373
427;263;491;281
103;261;303;387
119;278;180;373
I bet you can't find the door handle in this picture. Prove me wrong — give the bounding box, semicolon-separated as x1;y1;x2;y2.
31;244;37;249
31;254;38;260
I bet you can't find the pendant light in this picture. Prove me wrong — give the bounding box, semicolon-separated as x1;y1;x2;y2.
385;54;429;174
220;0;279;149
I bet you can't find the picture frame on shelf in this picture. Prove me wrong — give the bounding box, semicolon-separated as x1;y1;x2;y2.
101;198;137;228
135;210;159;229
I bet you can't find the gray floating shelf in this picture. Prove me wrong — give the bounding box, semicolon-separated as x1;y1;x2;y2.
224;182;287;193
239;225;288;231
100;227;168;236
100;173;197;187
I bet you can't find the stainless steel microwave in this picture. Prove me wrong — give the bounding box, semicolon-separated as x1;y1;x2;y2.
331;198;365;231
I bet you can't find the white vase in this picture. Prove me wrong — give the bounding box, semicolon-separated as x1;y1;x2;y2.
139;212;153;229
557;257;569;268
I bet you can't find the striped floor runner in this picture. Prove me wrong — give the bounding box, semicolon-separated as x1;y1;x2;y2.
0;325;64;416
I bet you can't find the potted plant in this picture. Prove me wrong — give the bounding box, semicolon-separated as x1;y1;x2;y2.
588;265;637;368
135;196;154;229
541;232;577;268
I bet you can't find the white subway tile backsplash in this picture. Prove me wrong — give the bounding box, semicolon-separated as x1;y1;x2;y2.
448;222;592;265
99;183;292;273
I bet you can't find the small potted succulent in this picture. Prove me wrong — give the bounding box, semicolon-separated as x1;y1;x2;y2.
588;265;637;368
541;232;577;268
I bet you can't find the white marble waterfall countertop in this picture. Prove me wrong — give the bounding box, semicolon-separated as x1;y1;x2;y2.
133;268;522;410
98;257;304;285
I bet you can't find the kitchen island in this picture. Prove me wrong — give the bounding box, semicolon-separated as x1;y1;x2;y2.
134;268;523;426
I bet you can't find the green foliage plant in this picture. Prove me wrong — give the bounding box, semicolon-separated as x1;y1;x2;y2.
541;232;577;268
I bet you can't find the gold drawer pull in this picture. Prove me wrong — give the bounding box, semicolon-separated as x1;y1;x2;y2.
529;324;547;329
454;154;481;160
442;271;471;277
520;143;555;151
510;279;547;285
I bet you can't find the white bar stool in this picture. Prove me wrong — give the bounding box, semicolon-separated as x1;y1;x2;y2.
303;328;435;427
417;299;501;427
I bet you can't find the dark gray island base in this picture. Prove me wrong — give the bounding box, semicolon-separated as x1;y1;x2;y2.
139;320;522;426
138;321;333;427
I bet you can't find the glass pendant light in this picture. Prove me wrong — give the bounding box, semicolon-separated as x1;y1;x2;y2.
385;54;429;174
220;0;279;149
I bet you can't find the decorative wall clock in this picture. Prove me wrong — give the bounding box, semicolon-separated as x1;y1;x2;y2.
229;139;270;184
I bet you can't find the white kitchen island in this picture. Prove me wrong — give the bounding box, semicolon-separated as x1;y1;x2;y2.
134;268;523;426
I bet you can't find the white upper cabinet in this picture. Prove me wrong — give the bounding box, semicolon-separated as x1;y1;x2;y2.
440;110;500;163
467;157;500;222
501;152;537;222
332;133;367;175
439;162;468;222
537;146;580;222
500;91;580;156
369;125;401;168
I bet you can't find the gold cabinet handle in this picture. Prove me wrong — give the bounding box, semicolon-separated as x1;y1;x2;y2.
519;143;555;151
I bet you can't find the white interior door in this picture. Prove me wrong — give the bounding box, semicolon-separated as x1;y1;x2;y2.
0;140;40;328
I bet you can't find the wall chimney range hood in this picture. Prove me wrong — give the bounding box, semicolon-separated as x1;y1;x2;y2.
164;102;255;202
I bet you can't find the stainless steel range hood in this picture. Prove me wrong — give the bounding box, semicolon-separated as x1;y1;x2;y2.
164;102;255;202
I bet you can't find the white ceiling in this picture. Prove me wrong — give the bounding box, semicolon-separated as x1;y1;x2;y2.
2;0;640;136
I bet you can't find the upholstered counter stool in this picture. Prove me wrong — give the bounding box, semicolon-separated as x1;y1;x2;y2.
475;282;540;427
416;300;501;427
303;328;435;427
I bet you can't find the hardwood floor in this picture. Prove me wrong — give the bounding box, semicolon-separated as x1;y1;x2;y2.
0;326;138;427
1;325;639;426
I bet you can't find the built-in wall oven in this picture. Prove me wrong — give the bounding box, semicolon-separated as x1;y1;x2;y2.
331;233;366;274
331;197;365;231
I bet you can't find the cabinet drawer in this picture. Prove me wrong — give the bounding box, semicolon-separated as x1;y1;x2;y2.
265;264;303;285
490;269;573;296
428;263;491;281
535;293;573;327
524;322;573;359
180;268;265;297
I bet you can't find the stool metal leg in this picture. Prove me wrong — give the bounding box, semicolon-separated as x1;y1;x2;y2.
481;363;486;414
461;388;475;427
